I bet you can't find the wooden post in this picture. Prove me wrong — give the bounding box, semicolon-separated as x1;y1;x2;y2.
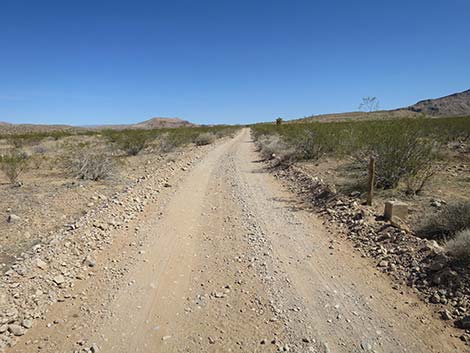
367;156;375;206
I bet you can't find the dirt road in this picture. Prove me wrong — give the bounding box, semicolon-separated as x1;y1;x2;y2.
9;129;463;352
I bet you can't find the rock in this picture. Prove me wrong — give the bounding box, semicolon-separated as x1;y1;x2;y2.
53;275;65;285
22;319;33;329
378;260;389;268
90;343;99;352
389;216;411;233
84;255;96;267
7;214;20;223
360;339;373;351
0;325;7;333
8;324;25;336
384;201;408;221
456;316;470;329
35;258;48;270
430;293;440;304
425;240;444;253
440;310;453;320
429;262;445;272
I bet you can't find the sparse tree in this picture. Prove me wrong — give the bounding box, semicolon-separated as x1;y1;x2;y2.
359;96;379;112
276;117;283;126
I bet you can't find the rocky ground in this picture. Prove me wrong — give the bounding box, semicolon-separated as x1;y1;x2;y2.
0;129;466;352
272;161;470;345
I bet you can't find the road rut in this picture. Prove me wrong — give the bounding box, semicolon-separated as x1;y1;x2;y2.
9;129;463;352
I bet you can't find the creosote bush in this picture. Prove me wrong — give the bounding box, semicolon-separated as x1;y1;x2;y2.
365;121;440;190
0;149;30;184
445;229;470;263
62;145;115;181
104;130;150;156
194;132;216;146
417;201;470;240
252;116;468;191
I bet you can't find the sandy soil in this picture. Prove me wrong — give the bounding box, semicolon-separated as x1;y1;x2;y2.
6;129;465;352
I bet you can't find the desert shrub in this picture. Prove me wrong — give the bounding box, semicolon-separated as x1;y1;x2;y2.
0;149;30;183
194;132;216;146
63;145;115;181
445;229;470;263
366;121;440;190
417;201;470;240
156;133;180;153
294;129;335;161
103;130;150;156
257;134;297;165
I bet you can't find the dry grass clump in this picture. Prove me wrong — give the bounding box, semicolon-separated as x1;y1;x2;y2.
0;149;30;184
445;229;470;263
417;201;470;240
62;144;115;181
194;132;216;146
256;134;296;165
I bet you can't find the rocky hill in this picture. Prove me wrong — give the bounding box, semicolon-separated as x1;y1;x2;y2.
403;89;470;117
296;89;470;123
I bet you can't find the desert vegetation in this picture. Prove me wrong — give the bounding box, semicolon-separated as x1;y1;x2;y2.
253;116;469;191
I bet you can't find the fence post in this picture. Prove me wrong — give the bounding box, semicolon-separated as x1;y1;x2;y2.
367;156;375;206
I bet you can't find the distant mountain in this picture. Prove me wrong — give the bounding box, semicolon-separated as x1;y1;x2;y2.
132;117;194;129
295;89;470;123
0;117;196;134
403;89;470;117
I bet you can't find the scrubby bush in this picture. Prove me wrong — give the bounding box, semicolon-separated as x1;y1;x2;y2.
417;201;470;240
294;129;333;161
63;145;115;181
366;121;440;190
194;132;216;146
0;149;30;184
445;229;470;263
104;130;150;156
257;134;297;165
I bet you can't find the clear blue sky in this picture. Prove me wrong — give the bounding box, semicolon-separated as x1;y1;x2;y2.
1;0;469;125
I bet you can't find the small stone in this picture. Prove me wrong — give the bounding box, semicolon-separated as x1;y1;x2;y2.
35;259;48;270
430;293;440;304
456;316;470;329
84;256;96;268
22;319;33;329
0;325;7;333
53;275;65;285
440;310;453;320
90;343;99;352
378;260;389;268
7;214;20;223
8;324;26;336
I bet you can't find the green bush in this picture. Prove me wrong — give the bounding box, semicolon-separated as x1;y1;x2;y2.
104;130;150;156
417;201;470;240
365;120;440;190
0;149;30;184
251;116;467;191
